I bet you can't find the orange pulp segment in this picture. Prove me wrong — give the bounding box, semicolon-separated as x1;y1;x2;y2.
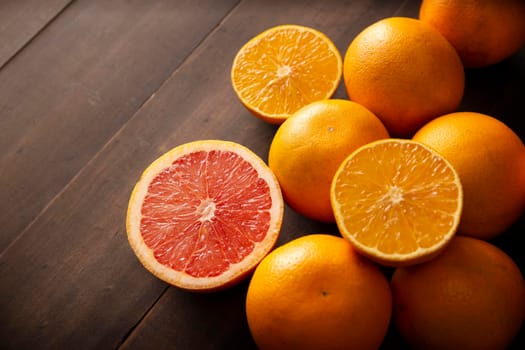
231;24;342;124
126;140;283;291
330;139;463;266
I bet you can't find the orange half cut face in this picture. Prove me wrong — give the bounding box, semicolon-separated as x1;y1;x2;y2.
231;24;342;124
331;139;463;266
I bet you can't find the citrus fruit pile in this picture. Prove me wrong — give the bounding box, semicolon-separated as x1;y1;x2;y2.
126;1;525;349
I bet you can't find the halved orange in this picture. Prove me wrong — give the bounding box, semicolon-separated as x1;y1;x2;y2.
330;139;463;266
126;140;284;291
231;24;342;124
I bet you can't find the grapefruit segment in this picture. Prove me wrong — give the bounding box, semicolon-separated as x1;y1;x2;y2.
127;140;283;291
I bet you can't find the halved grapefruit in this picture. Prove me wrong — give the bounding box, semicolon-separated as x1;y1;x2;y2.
126;140;284;292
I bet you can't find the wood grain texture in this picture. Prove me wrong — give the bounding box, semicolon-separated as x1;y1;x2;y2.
0;0;72;68
0;0;239;349
0;0;239;251
0;0;523;349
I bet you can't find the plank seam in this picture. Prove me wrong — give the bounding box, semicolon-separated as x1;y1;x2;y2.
112;2;246;346
114;285;170;349
127;0;244;115
0;0;243;259
0;0;76;71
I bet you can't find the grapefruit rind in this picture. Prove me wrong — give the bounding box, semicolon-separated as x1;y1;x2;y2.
126;140;283;291
330;139;463;266
231;24;343;124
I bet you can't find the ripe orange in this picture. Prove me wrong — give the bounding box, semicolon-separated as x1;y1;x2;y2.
420;0;525;68
246;234;392;350
268;99;389;222
231;24;342;124
391;236;525;350
126;140;283;292
343;17;464;136
413;112;525;239
331;139;463;266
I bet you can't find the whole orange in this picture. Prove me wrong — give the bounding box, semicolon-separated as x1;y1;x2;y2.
268;99;388;222
413;112;525;239
343;17;464;137
391;236;525;350
420;0;525;68
246;234;392;350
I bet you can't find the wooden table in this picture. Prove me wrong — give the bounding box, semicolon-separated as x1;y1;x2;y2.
1;0;523;349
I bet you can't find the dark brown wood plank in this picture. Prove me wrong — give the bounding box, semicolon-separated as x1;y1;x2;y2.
0;1;523;350
0;0;72;68
120;281;258;349
0;0;241;349
0;0;239;251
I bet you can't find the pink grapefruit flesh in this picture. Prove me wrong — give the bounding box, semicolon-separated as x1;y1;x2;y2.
126;140;283;291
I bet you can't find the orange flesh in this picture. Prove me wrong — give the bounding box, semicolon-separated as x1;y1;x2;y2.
333;141;460;255
233;27;341;116
140;150;272;277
